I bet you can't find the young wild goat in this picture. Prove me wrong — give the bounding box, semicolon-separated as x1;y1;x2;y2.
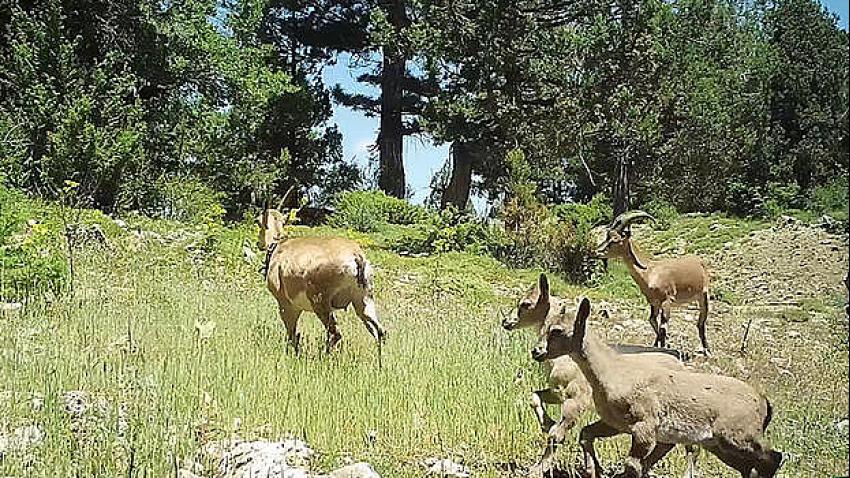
502;274;698;477
532;297;782;478
596;211;711;353
257;190;385;353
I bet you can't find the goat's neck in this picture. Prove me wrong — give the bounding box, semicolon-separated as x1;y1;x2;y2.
622;242;652;291
570;333;619;395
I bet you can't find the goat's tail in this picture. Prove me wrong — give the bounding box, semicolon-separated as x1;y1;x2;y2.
762;396;774;432
354;254;370;290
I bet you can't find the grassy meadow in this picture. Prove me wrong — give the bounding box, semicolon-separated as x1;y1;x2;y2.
1;210;848;477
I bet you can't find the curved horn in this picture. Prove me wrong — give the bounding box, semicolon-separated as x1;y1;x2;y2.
610;210;655;232
276;185;297;211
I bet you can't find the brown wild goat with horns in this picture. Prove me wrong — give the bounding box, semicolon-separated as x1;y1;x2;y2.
256;188;386;353
596;211;711;354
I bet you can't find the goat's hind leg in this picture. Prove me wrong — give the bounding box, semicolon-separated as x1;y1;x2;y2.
278;303;302;354
315;305;342;352
354;295;386;343
697;290;710;355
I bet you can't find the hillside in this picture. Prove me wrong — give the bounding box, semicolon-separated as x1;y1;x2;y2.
1;210;847;477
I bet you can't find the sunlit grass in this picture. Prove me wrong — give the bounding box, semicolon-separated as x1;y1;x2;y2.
1;217;847;477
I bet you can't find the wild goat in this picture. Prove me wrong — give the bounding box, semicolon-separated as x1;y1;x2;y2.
502;274;698;476
596;211;711;353
257;192;385;352
532;297;782;478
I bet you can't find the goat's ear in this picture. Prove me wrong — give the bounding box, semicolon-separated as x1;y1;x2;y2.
537;273;550;305
573;297;591;345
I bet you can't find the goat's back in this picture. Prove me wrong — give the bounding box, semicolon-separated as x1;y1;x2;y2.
269;236;371;294
634;367;767;441
647;255;710;297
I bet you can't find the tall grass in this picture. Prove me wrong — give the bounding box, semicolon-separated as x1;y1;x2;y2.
1;215;847;477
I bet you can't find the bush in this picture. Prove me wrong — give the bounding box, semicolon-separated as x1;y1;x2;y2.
643;198;678;230
810;178;848;221
120;176;225;225
551;194;613;233
495;150;603;283
726;180;767;217
386;206;506;255
328;190;434;232
0;186;67;298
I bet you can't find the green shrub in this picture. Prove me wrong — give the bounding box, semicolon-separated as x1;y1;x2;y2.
328;190;434;231
0;186;67;298
810;178;848;221
643;198;678;230
495;150;603;283
121;176;225;225
551;194;612;232
386;206;506;255
727;180;767;217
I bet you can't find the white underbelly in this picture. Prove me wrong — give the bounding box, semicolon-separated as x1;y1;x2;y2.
657;416;712;444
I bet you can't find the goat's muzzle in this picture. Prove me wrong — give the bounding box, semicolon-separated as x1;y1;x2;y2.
500;309;518;330
531;345;548;362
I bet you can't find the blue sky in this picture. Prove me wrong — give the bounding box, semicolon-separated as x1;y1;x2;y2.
323;1;847;204
322;54;449;204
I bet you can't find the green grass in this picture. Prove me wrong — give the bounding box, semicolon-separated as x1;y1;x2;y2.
637;213;769;256
0;208;847;477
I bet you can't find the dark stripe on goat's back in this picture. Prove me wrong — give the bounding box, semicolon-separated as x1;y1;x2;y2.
610;343;690;362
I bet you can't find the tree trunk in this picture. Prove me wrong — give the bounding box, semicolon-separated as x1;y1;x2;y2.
441;141;474;209
377;1;406;199
613;146;630;216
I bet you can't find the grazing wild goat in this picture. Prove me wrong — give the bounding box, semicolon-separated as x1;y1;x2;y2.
596;211;711;353
502;274;698;476
257;192;385;353
532;297;782;478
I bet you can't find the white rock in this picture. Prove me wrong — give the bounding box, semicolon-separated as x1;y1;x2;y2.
243;241;258;262
113;218;128;229
215;438;315;478
0;302;22;313
422;458;470;477
327;462;381;478
835;418;849;435
0;424;44;454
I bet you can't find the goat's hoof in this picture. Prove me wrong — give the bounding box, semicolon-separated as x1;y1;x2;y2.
574;466;595;478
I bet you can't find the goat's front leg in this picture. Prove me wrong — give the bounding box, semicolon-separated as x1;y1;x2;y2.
615;422;656;478
681;445;700;478
648;304;661;346
579;420;620;478
658;301;672;348
640;442;674;476
539;397;585;473
530;389;561;433
697;291;710;355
